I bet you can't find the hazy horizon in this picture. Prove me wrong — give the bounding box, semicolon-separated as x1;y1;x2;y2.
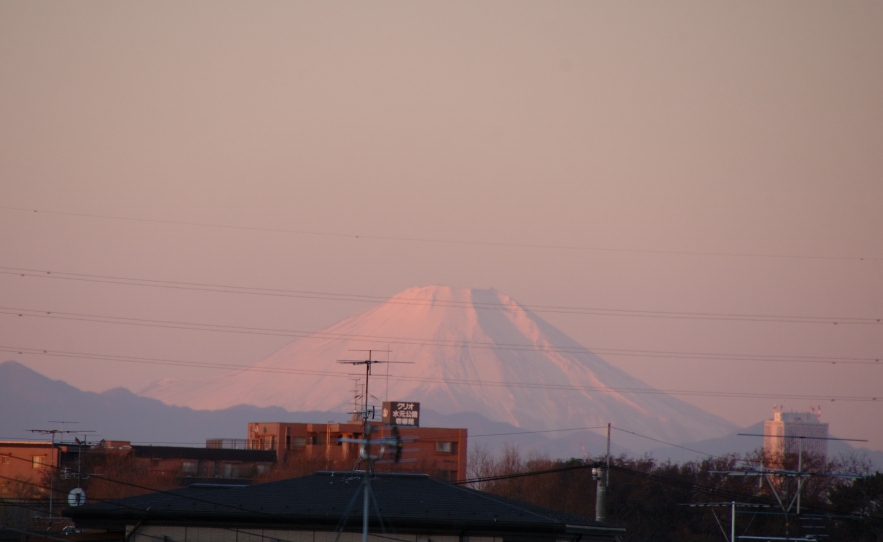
2;2;881;451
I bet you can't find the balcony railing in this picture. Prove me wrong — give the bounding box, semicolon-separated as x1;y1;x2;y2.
205;438;250;450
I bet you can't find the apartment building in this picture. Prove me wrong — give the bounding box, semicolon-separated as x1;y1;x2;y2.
763;406;829;462
245;421;467;481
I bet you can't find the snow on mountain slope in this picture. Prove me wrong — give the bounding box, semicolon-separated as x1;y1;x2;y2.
141;286;734;444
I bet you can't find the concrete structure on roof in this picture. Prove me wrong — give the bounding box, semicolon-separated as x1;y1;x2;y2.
66;471;625;542
763;406;829;463
244;421;467;481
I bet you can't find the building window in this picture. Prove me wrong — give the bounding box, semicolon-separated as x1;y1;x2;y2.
435;442;457;455
1;455;9;465
182;460;198;474
291;437;306;448
32;456;47;469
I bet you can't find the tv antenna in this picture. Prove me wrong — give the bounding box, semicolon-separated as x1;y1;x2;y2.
349;378;363;422
29;421;94;445
28;422;94;517
334;424;406;542
710;434;866;540
337;349;412;424
729;433;866;514
680;502;770;542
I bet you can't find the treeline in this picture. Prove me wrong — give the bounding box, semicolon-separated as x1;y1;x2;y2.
468;444;883;542
2;444;881;541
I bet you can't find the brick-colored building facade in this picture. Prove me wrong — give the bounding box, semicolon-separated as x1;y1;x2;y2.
1;420;467;498
0;441;60;498
247;421;467;481
0;439;276;498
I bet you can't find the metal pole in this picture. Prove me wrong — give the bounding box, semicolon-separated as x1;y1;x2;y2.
730;501;735;542
606;423;611;471
595;469;606;522
362;475;369;542
50;443;56;516
595;423;611;522
604;423;613;474
364;361;370;422
797;437;802;515
604;423;610;517
78;438;83;487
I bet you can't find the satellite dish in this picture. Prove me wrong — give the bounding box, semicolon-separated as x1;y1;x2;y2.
67;488;86;507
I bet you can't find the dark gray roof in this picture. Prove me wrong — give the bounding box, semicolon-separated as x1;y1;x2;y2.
132;445;276;462
66;471;623;539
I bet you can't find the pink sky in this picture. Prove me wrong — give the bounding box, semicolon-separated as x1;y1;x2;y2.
1;2;881;451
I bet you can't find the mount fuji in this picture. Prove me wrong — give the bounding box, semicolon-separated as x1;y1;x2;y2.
141;286;734;445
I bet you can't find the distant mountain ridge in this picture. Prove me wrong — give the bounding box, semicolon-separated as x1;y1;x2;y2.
141;286;736;447
0;360;309;444
0;360;624;457
5;360;880;468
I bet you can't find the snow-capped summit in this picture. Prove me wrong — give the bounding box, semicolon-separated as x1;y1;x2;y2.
141;286;733;444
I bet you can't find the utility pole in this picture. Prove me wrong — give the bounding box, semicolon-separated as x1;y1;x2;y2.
593;423;611;522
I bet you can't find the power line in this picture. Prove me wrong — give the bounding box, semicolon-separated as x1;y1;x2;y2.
610;426;721;459
2;307;880;365
1;345;879;402
1;266;880;325
0;456;323;540
1;205;879;262
4;446;882;532
454;460;854;527
471;426;609;438
607;426;768;466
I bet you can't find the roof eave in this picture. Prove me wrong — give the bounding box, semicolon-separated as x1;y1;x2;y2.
68;509;618;537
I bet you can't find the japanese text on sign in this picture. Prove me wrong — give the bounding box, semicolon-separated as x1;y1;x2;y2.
382;401;420;427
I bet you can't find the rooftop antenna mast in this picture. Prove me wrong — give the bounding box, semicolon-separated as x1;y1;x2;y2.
735;433;868;514
335;349;413;542
349;378;363;422
385;346;391;403
713;433;867;539
29;421;90;445
334;426;405;542
28;422;94;519
337;349;411;424
680;502;770;542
